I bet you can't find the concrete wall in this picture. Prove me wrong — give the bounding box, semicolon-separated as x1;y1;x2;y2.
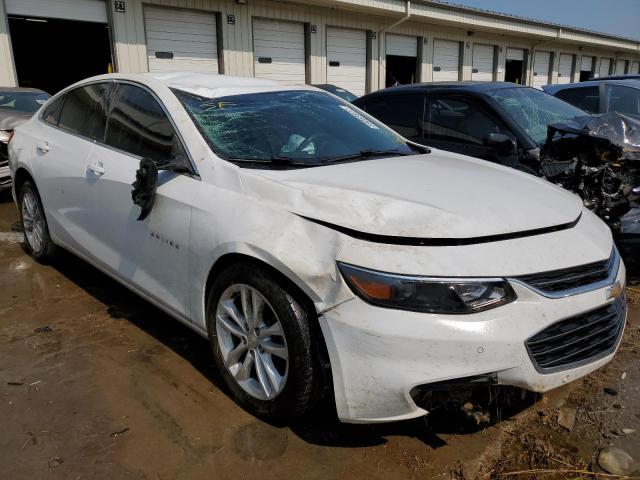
0;0;17;87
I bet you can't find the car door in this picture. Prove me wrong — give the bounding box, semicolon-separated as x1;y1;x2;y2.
603;84;640;115
553;86;601;113
358;94;426;143
424;95;517;166
83;82;197;319
32;82;112;254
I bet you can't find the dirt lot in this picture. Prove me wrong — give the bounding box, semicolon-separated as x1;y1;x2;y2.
1;191;639;480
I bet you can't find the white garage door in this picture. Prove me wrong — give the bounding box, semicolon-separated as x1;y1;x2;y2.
433;39;460;82
253;19;305;83
557;53;573;84
144;6;218;74
471;44;494;81
616;59;627;74
327;27;367;97
580;56;594;73
506;48;525;61
6;0;106;22
532;51;551;88
599;58;612;77
632;61;640;74
386;34;417;57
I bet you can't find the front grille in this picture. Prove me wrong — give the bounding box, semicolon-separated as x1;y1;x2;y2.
0;142;7;164
515;249;615;294
526;296;626;372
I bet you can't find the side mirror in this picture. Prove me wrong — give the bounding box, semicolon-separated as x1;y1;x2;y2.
484;133;517;152
131;158;158;221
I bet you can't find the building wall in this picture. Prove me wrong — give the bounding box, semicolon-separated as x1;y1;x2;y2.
0;0;17;87
3;0;640;90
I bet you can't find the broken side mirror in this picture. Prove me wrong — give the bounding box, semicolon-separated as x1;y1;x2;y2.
484;133;517;152
131;157;158;222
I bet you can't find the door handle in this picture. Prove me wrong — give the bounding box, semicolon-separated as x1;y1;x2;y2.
87;161;105;175
36;142;50;153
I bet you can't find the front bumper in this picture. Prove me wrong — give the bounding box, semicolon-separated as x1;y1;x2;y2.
319;259;626;423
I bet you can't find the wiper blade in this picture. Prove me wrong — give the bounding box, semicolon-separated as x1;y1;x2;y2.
321;149;411;164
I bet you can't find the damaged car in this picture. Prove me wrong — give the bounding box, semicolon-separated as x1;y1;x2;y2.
9;73;627;423
0;88;50;191
354;83;639;275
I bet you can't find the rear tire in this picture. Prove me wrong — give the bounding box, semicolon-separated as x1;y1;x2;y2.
206;262;321;420
18;180;56;262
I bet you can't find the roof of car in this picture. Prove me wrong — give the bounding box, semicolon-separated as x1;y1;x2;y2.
595;74;640;81
543;78;640;94
0;86;49;94
356;81;526;99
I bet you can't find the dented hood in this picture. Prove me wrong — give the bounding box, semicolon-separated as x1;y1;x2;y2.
0;110;32;131
240;150;583;239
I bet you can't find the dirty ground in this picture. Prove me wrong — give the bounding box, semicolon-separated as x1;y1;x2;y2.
1;191;639;480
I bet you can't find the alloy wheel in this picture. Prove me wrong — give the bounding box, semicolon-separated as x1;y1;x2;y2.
215;284;289;400
21;191;44;253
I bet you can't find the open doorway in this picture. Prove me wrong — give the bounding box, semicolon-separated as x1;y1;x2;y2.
385;56;418;87
9;16;112;94
505;60;524;84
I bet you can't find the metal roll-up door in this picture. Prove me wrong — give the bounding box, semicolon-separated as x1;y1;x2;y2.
506;48;525;61
557;54;573;84
144;6;218;73
532;51;551;88
599;58;612;77
386;34;417;57
253;18;305;83
471;44;494;81
5;0;107;22
326;27;367;97
432;39;460;82
632;61;640;74
580;56;594;72
616;59;627;74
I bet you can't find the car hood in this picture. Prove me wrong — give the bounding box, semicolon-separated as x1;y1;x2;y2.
0;111;32;131
239;149;584;239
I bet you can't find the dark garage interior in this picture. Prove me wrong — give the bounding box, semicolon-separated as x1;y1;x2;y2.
8;16;113;94
504;59;524;84
385;55;419;87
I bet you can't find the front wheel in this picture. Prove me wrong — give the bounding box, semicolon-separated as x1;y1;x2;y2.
206;262;322;420
18;180;56;261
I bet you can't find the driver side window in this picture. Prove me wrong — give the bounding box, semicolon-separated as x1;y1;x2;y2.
105;83;189;168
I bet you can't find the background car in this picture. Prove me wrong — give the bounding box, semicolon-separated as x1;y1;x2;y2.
0;87;50;190
312;84;358;102
543;79;640;116
353;82;587;174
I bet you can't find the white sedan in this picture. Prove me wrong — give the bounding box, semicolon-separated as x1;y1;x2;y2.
9;72;626;423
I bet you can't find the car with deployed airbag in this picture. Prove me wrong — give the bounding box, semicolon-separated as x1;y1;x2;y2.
9;73;626;423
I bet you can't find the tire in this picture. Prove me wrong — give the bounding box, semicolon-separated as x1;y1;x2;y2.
206;262;321;420
18;180;56;261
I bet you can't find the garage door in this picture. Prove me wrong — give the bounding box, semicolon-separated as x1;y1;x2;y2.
471;44;494;81
599;58;612;77
6;0;107;22
616;59;627;74
144;6;218;74
327;27;367;97
632;61;640;74
580;56;594;73
532;51;551;88
253;18;305;83
557;53;573;84
386;34;417;57
432;39;460;82
506;48;525;61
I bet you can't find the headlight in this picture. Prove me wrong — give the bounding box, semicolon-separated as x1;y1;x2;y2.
0;130;10;143
338;263;516;314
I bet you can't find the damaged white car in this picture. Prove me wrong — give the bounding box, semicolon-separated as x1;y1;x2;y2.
9;73;627;423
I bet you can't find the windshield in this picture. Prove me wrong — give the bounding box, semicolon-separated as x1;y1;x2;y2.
0;91;50;113
486;87;586;145
173;89;414;167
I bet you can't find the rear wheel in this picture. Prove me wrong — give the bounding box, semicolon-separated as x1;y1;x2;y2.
18;180;56;261
206;262;321;420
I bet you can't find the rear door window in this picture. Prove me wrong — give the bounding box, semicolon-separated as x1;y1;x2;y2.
360;95;425;139
42;95;65;126
105;83;188;166
57;83;111;141
554;87;600;113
